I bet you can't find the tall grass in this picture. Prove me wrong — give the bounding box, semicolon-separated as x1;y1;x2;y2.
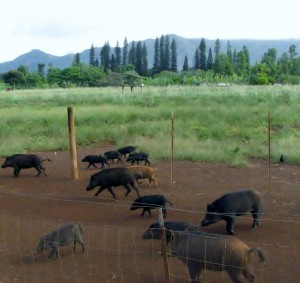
0;85;300;165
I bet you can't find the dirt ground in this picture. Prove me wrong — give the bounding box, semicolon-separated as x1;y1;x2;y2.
0;146;299;283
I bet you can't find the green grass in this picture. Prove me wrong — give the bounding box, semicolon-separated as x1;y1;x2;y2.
1;85;300;166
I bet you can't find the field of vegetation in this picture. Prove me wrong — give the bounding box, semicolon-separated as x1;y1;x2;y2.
0;85;300;166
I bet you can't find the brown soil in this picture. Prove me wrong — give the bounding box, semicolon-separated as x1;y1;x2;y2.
0;146;299;283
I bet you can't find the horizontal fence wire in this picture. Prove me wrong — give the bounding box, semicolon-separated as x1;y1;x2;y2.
0;198;298;283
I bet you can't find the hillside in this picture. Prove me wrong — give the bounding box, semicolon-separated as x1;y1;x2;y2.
0;34;299;73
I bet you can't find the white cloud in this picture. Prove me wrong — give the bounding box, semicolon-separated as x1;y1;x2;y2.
1;0;300;62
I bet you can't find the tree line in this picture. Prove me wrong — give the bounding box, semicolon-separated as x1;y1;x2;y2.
1;35;300;89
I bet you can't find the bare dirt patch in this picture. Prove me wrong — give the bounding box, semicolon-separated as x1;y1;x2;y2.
0;147;299;282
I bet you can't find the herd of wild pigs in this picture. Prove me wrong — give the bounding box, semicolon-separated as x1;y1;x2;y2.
1;145;265;282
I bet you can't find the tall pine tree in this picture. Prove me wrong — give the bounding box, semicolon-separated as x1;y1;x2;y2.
182;55;189;71
89;44;96;66
199;38;207;71
141;43;148;76
170;38;177;72
206;48;213;70
159;35;165;71
100;42;110;72
115;41;121;70
164;35;170;71
153;37;160;75
128;41;136;66
122;37;128;66
135;41;143;75
194;48;200;70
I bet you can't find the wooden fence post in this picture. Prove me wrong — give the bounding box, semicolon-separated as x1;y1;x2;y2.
159;208;172;283
268;111;271;193
171;111;174;185
68;107;79;180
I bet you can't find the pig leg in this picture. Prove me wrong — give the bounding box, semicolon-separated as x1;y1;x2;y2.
251;207;262;230
227;269;244;283
40;165;47;176
48;245;59;260
106;186;117;199
243;269;255;283
187;260;201;282
14;167;20;177
123;184;132;197
95;186;116;198
129;182;141;197
225;216;236;235
73;240;85;253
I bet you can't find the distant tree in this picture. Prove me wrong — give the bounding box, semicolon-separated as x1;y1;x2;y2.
159;35;165;71
170;38;178;72
213;54;234;76
249;63;270;85
94;58;99;67
199;38;207;71
194;48;200;70
47;64;63;86
164;35;170;71
214;38;221;57
278;52;290;75
153;37;160;75
226;41;233;63
110;54;116;71
115;41;122;70
243;46;250;67
122;37;128;66
235;49;248;76
261;48;278;83
135;41;143;75
206;48;213;70
128;41;136;66
289;44;297;59
17;65;28;75
37;63;45;78
234;46;250;77
100;42;110;72
3;70;25;88
141;43;148;76
72;52;81;66
182;55;189;71
89;44;96;66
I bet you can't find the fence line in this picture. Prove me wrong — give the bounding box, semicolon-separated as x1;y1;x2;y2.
0;189;299;223
0;211;298;283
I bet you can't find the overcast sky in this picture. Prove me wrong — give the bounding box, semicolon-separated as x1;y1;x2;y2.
1;0;300;63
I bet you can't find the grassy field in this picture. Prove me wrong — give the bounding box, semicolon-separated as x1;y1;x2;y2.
0;85;300;165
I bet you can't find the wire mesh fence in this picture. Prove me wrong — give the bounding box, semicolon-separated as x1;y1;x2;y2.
0;205;298;283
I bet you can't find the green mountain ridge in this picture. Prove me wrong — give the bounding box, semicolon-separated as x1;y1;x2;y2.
0;34;299;73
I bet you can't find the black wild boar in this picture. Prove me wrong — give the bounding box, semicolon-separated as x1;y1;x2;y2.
81;155;110;169
167;230;265;283
201;189;262;235
1;154;51;177
130;194;173;218
103;151;123;163
127;152;150;166
117;146;138;158
35;223;85;260
142;221;198;240
86;167;140;199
